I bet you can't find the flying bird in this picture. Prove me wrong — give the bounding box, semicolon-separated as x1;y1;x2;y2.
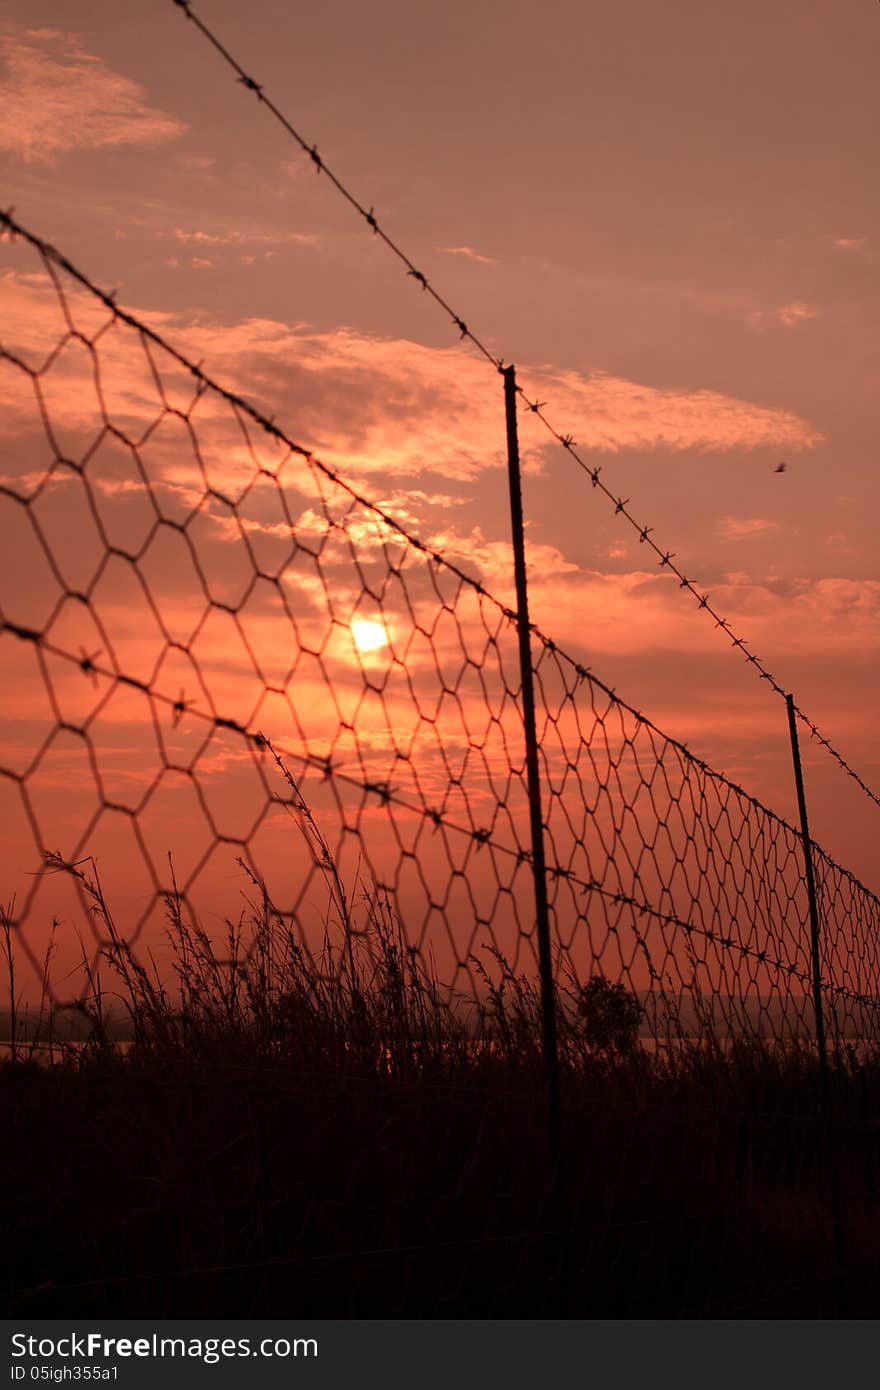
774;462;788;473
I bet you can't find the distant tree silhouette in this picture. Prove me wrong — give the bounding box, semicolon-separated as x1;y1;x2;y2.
579;977;643;1057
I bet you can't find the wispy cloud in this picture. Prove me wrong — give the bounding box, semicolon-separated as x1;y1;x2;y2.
833;236;868;253
0;27;184;162
173;230;230;247
746;301;820;331
717;517;782;542
175;154;216;175
173;227;319;250
475;560;880;664
824;530;856;555
777;302;820;327
435;245;497;267
524;364;821;454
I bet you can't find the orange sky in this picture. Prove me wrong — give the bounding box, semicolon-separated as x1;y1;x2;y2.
1;3;879;1004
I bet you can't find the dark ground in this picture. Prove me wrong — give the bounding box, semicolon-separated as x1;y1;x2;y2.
5;1044;880;1318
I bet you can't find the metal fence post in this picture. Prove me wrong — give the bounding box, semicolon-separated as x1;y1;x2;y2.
502;365;562;1169
785;693;827;1070
785;692;846;1306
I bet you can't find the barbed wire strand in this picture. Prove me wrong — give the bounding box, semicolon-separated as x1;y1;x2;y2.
166;0;880;813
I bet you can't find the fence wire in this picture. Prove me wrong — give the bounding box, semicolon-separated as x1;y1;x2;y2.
2;211;879;1059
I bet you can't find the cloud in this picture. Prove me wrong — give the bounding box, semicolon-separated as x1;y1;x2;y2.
717;517;782;542
777;302;820;327
824;530;856;555
0;262;823;512
174;230;228;247
179;323;822;476
746;302;820;331
433;552;880;672
718;575;880;656
435;245;497;266
173;227;319;250
175;154;216;174
833;237;868;253
522;364;821;455
0;27;185;162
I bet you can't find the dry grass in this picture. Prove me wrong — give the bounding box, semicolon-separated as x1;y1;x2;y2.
4;764;880;1318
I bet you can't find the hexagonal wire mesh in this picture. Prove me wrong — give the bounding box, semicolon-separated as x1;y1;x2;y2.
2;213;879;1059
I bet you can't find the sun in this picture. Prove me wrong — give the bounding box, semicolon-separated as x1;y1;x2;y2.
350;619;388;653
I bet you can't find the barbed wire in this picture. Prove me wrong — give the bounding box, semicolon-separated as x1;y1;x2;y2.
167;0;880;813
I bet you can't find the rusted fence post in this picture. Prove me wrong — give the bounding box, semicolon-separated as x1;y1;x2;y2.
786;693;846;1308
502;365;562;1173
785;693;827;1070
